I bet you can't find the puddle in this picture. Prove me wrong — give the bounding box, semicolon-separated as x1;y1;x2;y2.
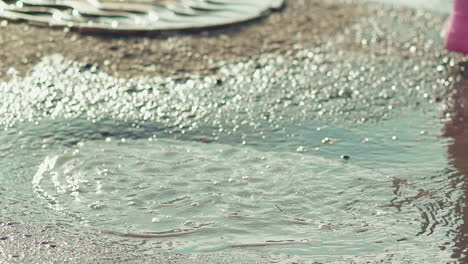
31;136;388;253
0;110;460;262
0;0;467;263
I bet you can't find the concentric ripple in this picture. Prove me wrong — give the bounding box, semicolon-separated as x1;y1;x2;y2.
0;0;283;32
31;137;397;253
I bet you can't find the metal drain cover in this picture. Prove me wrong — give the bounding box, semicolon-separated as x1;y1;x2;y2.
0;0;284;32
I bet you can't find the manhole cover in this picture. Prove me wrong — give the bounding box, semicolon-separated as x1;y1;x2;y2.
0;0;284;32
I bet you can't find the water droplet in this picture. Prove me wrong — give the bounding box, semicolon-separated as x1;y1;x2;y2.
88;201;105;210
321;137;336;145
296;146;308;153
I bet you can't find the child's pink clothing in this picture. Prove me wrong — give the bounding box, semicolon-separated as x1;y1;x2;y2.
445;0;468;53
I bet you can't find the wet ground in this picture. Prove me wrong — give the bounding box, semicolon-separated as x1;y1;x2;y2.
1;0;468;263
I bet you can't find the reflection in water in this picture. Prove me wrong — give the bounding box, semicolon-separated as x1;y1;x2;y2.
444;65;468;261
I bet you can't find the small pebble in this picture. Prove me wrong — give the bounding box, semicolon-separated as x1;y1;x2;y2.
98;129;112;137
197;136;215;143
183;221;194;226
341;155;350;160
319;224;333;231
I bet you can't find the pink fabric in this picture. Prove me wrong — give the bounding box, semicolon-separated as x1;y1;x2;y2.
445;0;468;53
454;0;468;15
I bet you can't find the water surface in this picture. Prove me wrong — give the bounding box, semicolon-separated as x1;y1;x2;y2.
0;0;466;263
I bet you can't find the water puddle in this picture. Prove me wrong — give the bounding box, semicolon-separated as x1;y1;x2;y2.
0;110;459;262
30;136;391;253
0;1;467;262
